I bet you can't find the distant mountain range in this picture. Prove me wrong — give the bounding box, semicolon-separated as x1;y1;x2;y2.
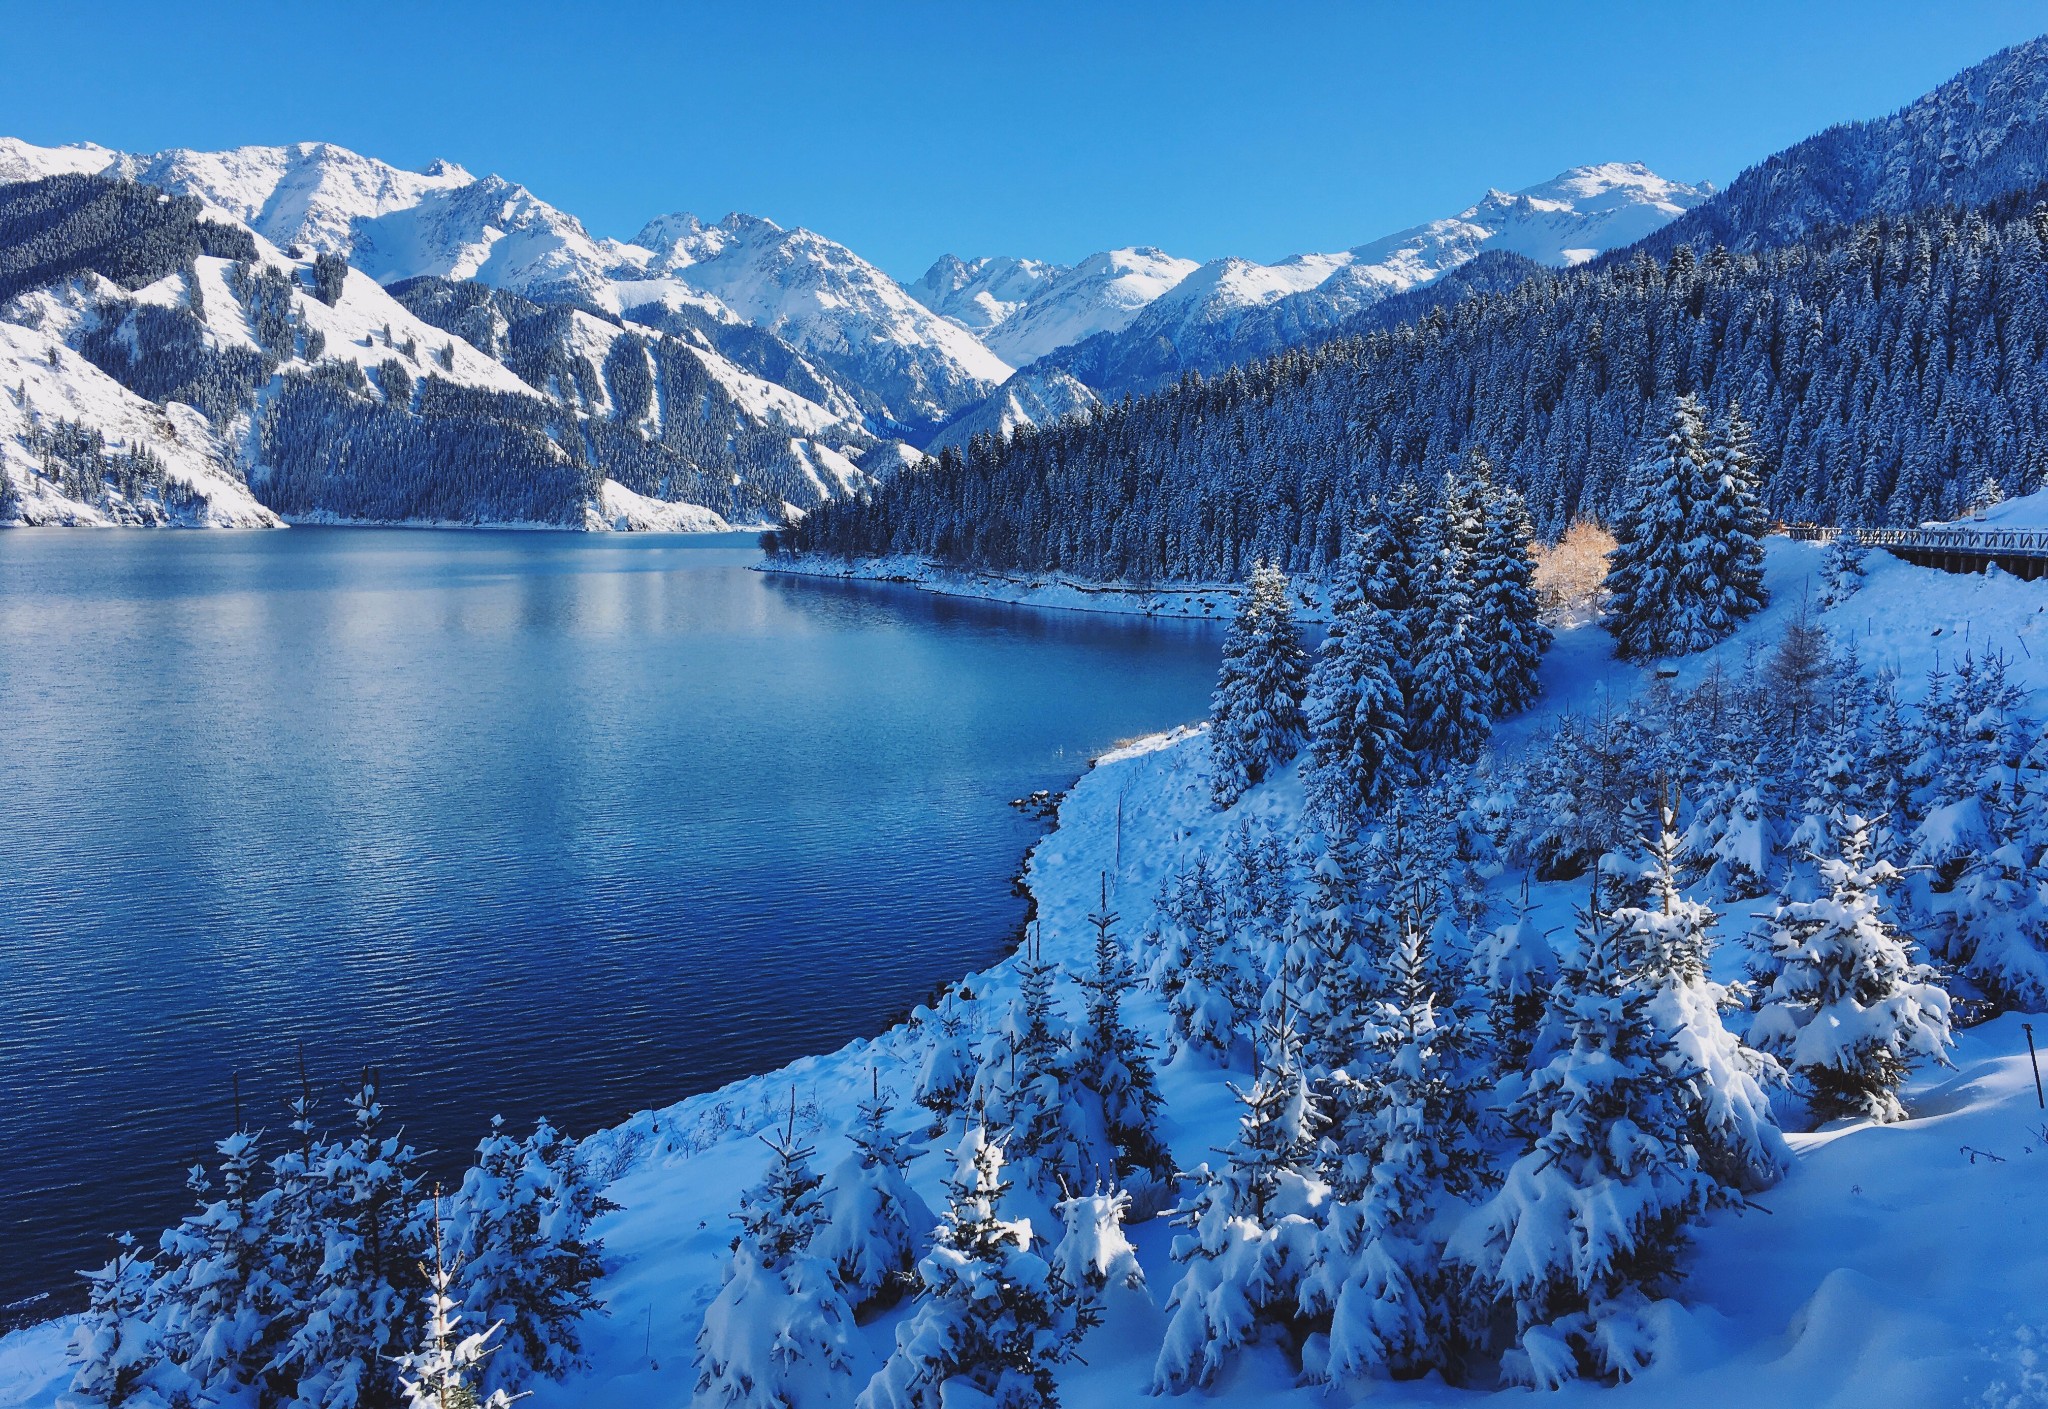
0;137;1708;484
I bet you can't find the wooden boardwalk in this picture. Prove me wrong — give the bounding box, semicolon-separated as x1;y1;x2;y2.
1786;524;2048;581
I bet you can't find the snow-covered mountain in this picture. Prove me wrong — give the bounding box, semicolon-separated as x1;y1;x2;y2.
0;139;1008;437
1014;162;1709;408
907;254;1063;334
926;364;1097;453
908;246;1202;370
0;139;1705;458
629;212;1014;431
976;247;1201;369
0;168;900;529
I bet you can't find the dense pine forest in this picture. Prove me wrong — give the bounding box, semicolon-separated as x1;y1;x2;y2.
783;185;2048;581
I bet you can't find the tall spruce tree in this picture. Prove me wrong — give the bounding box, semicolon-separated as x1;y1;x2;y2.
1468;468;1552;716
1750;814;1953;1123
1450;896;1721;1388
1406;547;1490;767
1210;563;1310;807
1304;525;1410;839
1604;396;1768;661
695;1099;859;1409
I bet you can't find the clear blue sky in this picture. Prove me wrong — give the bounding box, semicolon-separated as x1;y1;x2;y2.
4;1;2045;280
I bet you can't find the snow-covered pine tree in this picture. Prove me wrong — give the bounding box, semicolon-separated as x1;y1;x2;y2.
68;1235;165;1408
1300;913;1481;1390
1405;547;1490;767
394;1196;518;1409
912;998;976;1138
1449;892;1721;1388
1692;405;1770;637
967;929;1091;1198
145;1126;279;1400
1070;879;1171;1198
1940;763;2048;1009
274;1070;427;1409
1613;816;1791;1192
1604;395;1764;661
1303;537;1410;838
1470;890;1558;1077
1150;858;1252;1064
1153;995;1327;1393
1750;814;1954;1123
1286;844;1381;1079
1817;531;1866;608
816;1074;935;1313
1049;1187;1145;1300
1602;400;1698;661
695;1098;858;1408
1210;562;1310;807
1467;466;1551;716
859;1127;1087;1409
448;1116;611;1395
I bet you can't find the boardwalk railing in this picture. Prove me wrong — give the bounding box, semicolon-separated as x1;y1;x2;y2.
1784;522;2048;579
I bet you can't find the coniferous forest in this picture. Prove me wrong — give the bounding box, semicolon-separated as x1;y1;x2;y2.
783;187;2048;579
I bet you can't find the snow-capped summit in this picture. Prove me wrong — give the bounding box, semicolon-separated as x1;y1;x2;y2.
908;254;1065;334
1367;160;1712;270
632;211;1014;429
0;137;120;185
107;142;478;257
346;172;633;295
976;246;1201;368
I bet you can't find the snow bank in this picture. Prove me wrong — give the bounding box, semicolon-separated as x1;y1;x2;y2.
590;480;730;533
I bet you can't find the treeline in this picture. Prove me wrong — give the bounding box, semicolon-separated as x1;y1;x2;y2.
784;184;2048;580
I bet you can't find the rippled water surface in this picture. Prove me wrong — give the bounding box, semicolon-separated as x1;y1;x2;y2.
0;529;1222;1311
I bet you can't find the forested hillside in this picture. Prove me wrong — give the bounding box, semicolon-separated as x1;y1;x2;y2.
784;185;2048;580
1633;35;2048;260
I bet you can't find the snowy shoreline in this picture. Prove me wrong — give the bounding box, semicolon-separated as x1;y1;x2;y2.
759;552;1334;623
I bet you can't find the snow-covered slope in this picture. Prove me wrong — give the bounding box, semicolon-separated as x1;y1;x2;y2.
0;320;280;527
928;364;1098;451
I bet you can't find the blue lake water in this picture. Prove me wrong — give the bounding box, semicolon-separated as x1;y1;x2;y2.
0;529;1222;1313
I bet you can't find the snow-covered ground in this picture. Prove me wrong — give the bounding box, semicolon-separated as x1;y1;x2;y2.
6;536;2044;1407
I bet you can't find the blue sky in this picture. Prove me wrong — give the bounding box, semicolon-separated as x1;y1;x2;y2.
3;1;2045;279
